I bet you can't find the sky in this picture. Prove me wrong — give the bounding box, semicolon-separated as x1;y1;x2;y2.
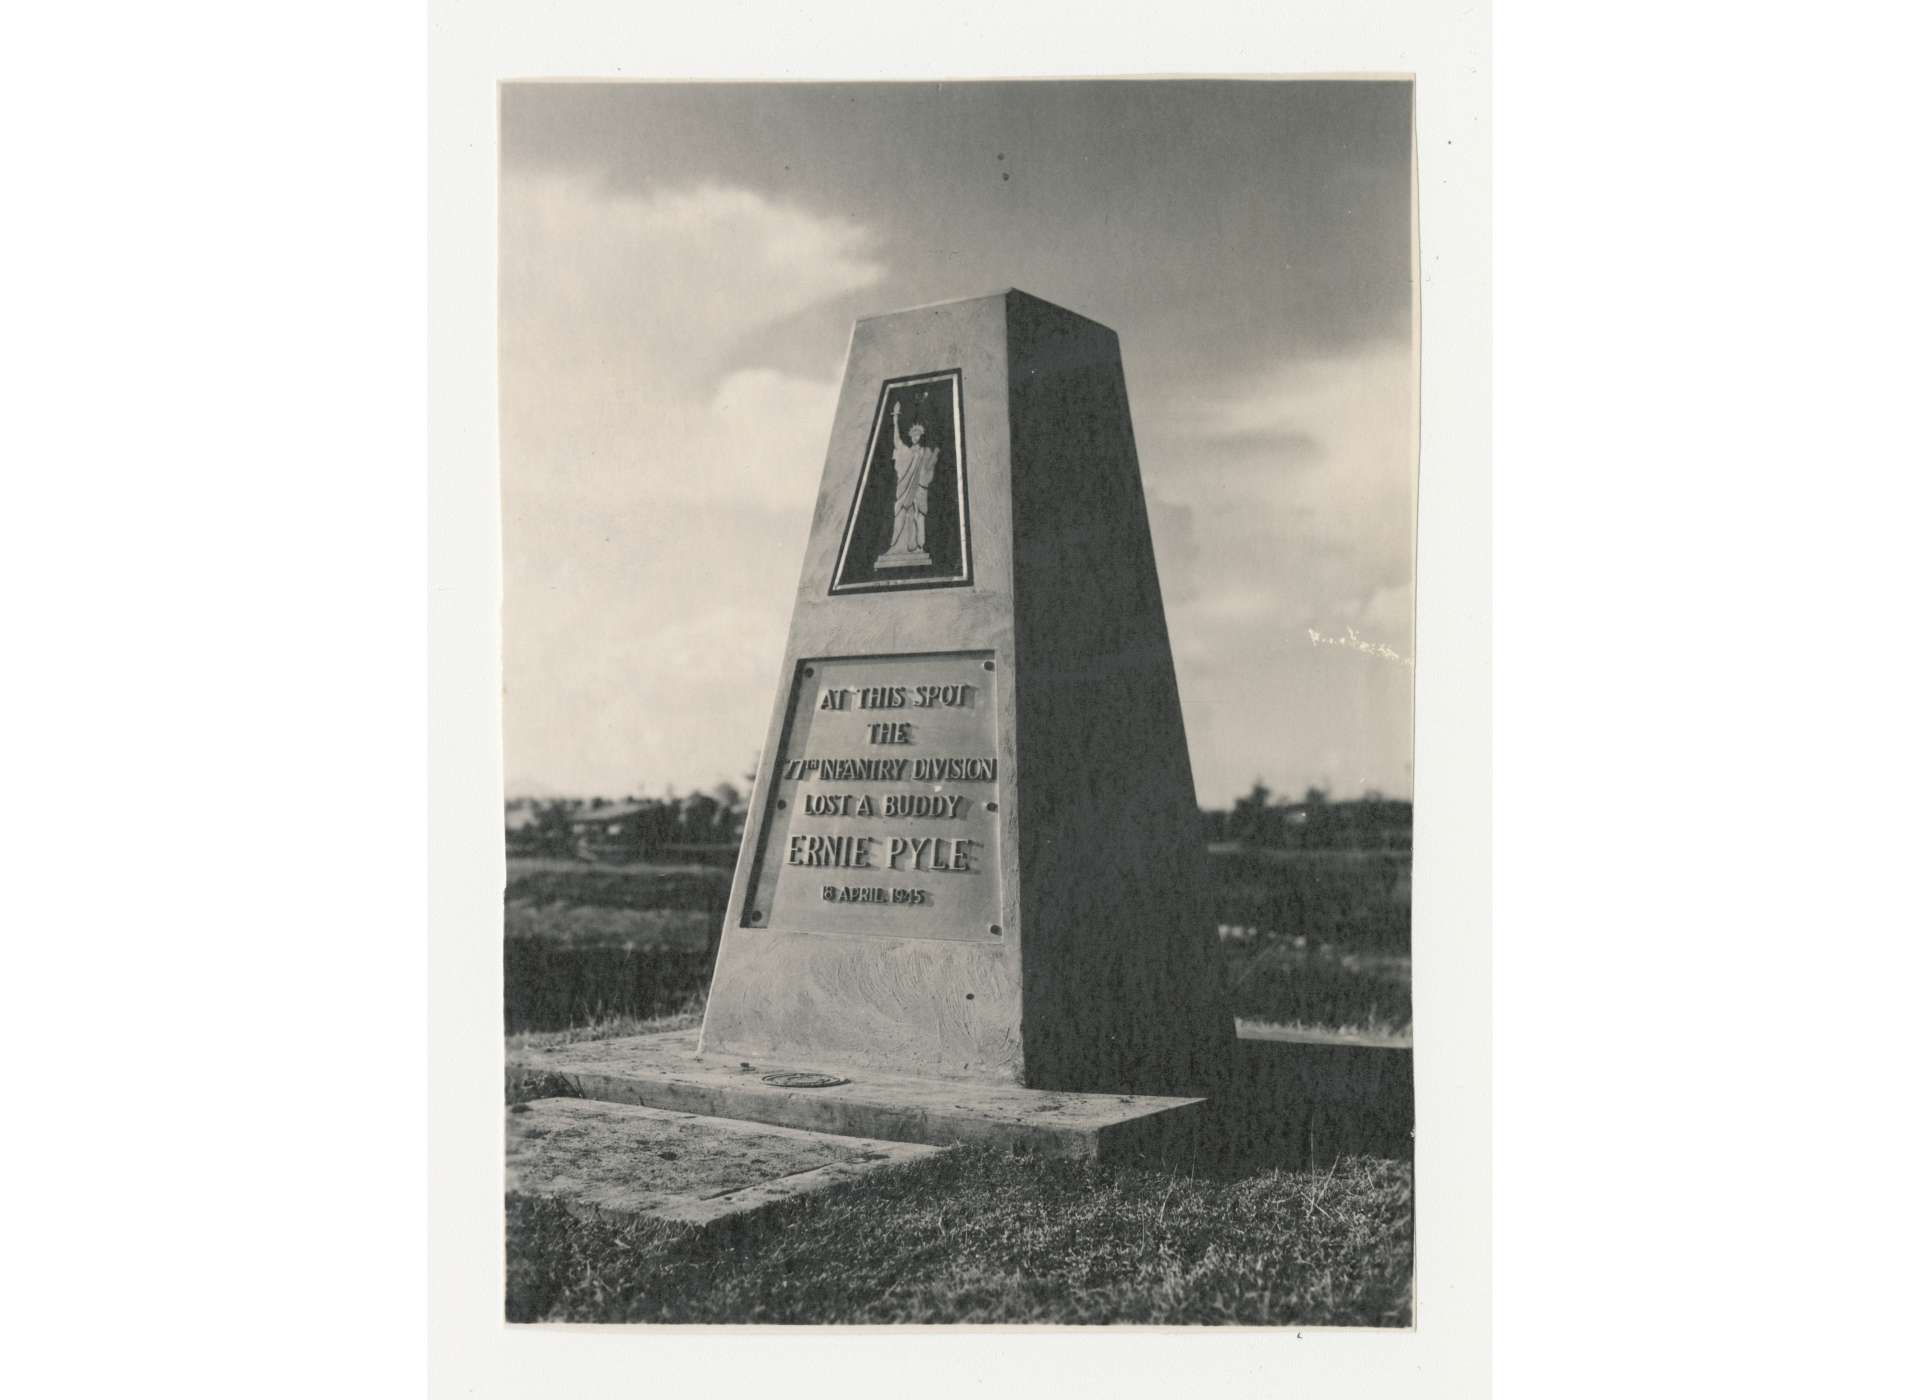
500;80;1415;809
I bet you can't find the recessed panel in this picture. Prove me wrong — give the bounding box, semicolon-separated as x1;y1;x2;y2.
741;652;1003;942
829;371;972;593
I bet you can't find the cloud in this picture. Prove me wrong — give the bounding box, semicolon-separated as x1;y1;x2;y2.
1155;340;1416;648
505;561;797;797
501;172;885;514
1149;340;1417;804
1142;490;1198;605
502;175;884;370
703;368;842;511
1358;580;1414;647
501;173;887;792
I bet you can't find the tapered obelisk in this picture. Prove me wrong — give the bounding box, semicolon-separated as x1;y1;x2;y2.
700;290;1233;1095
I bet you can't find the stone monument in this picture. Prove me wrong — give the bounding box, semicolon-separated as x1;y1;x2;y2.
700;289;1233;1096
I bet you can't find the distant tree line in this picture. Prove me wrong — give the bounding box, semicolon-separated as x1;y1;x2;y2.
505;783;747;861
1203;781;1412;851
507;776;1409;861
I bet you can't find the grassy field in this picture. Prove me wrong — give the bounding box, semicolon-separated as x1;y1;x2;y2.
503;861;726;1032
507;999;707;1053
1209;845;1412;953
504;1002;1413;1325
504;852;1411;1040
1220;942;1411;1040
506;1143;1412;1326
502;852;1414;1327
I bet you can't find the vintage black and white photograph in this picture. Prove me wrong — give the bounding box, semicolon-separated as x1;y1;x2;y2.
499;77;1418;1326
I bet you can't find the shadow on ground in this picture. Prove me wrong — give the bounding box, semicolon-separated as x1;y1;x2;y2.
1209;1038;1413;1171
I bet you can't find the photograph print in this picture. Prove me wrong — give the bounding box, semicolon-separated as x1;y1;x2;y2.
500;78;1418;1327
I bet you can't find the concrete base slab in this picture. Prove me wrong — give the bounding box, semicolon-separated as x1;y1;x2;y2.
506;1097;945;1226
509;1029;1209;1160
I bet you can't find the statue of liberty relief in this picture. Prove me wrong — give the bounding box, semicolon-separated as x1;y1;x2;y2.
875;400;938;568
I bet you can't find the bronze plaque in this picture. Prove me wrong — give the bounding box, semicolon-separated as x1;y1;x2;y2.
741;651;1003;942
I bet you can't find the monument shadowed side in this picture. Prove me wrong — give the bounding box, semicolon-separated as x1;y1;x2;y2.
1005;292;1236;1095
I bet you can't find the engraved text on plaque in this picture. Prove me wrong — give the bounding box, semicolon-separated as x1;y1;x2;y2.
740;651;1003;942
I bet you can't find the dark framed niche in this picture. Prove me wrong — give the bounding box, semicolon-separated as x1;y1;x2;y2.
829;369;973;594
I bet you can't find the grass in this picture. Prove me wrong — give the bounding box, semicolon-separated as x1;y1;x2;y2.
503;1004;1413;1327
507;995;707;1052
1237;1015;1412;1046
505;996;710;1103
1209;846;1410;955
503;904;713;949
506;862;729;912
506;1144;1412;1326
504;855;1413;1040
506;857;728;877
503;939;713;1035
1220;940;1412;1039
501;855;1414;1326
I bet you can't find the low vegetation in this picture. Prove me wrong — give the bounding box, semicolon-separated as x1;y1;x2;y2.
1221;940;1411;1038
506;1144;1412;1326
506;997;707;1053
505;861;730;914
500;802;1415;1327
503;851;1411;1040
503;938;711;1035
1209;845;1411;954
